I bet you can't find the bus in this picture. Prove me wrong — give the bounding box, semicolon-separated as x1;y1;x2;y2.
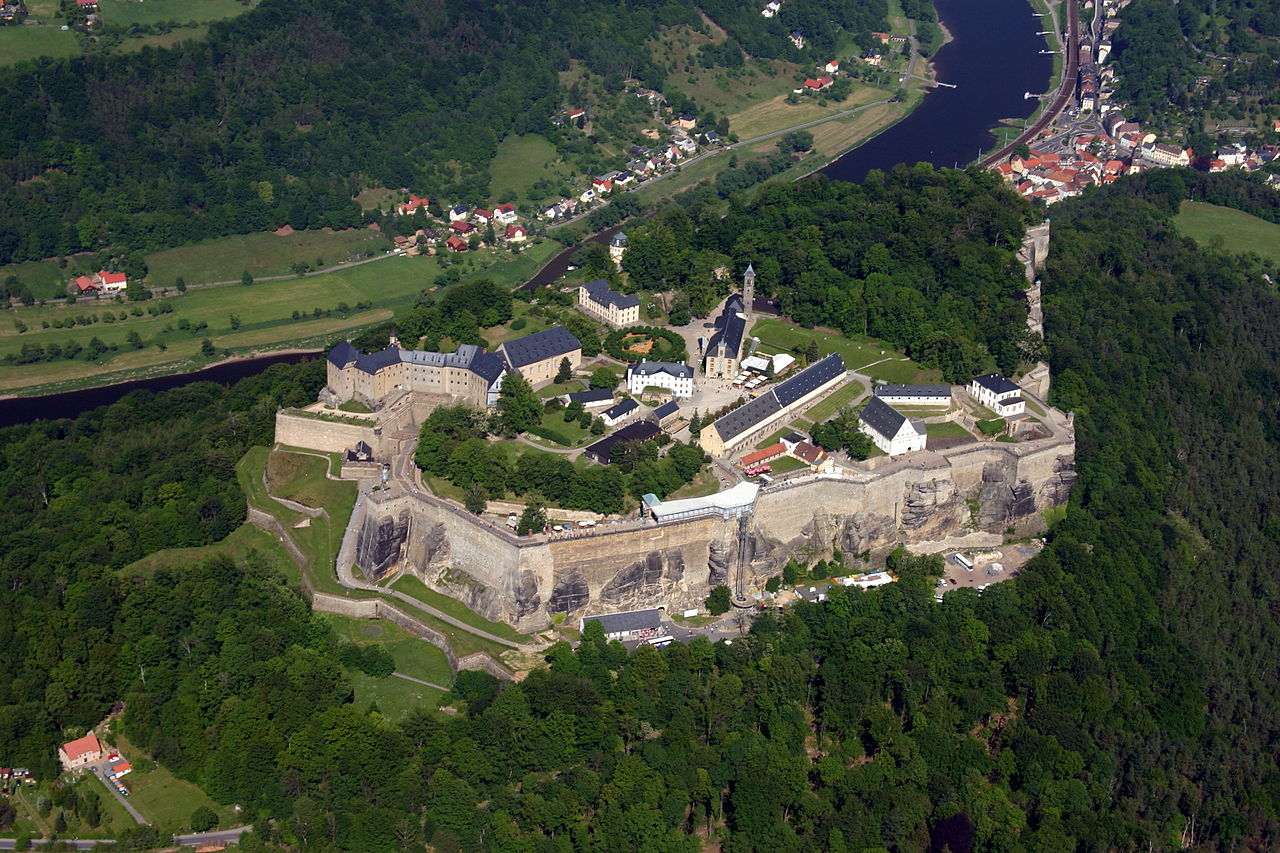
953;553;974;571
646;635;675;648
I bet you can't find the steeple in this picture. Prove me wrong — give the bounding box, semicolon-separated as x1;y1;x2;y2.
742;264;756;326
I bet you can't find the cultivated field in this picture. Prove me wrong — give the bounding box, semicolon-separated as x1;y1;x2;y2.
1173;201;1280;265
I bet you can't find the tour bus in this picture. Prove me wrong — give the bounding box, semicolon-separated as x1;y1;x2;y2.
646;635;675;649
953;553;974;571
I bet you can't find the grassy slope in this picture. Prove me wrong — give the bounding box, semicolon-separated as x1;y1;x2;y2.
0;25;80;67
0;237;561;394
488;135;559;204
97;0;253;26
144;228;391;286
390;575;530;643
1173;201;1280;265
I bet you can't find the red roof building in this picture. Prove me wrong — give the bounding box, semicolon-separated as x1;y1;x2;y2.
59;732;102;770
504;225;527;242
445;235;468;252
396;194;429;215
72;275;98;293
97;271;127;292
741;443;786;468
449;220;474;234
472;208;492;222
790;441;826;466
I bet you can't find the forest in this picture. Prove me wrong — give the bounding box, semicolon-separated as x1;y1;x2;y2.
623;164;1039;382
0;0;892;268
2;171;1280;850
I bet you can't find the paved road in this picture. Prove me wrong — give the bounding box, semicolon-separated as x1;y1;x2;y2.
173;826;254;846
0;840;112;850
392;671;452;691
89;764;146;826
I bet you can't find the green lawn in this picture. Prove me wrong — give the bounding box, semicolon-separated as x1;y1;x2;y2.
0;25;81;68
98;0;255;26
327;614;457;719
489;134;559;204
925;421;972;438
768;455;809;474
1173;201;1280;265
536;378;586;398
529;408;592;446
390;575;530;643
750;318;889;370
861;358;944;385
145;228;391;286
0;237;561;395
122;522;294;580
804;380;865;422
346;668;449;719
112;743;237;834
0;257;92;301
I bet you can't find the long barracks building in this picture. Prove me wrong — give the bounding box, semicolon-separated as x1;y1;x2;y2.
700;353;846;456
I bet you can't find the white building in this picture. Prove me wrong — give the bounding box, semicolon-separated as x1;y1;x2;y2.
858;395;927;456
873;384;952;406
968;373;1026;417
608;231;628;266
627;360;694;398
1138;143;1190;167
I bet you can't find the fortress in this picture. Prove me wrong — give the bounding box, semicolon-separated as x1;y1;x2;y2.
341;427;1074;631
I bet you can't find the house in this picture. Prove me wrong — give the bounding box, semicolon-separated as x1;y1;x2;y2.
701;354;847;456
580;189;597;204
584;420;662;464
449;220;474;235
863;49;882;66
504;224;528;243
703;131;721;145
106;757;132;778
652;400;680;428
542;203;562;220
445;235;468;252
858;395;926;456
1138;143;1190;167
824;60;840;74
874;384;952;406
599;398;640;427
74;0;95;7
448;205;469;222
871;31;891;44
789;31;806;49
396;194;429;216
580;608;662;641
673;114;696;131
761;0;780;16
495;203;518;224
498;326;582;385
71;275;98;294
627;360;694;399
472;208;492;225
675;136;698;154
578;278;640;327
59;732;103;771
803;77;833;91
789;441;826;467
741;443;786;469
94;271;127;292
968;373;1025;417
608;231;628;265
591;178;614;194
564;388;615;410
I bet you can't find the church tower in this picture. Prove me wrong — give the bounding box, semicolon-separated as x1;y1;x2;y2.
742;263;755;325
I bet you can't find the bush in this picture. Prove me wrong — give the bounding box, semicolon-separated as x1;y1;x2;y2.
190;806;218;833
976;418;1006;436
511;317;527;330
705;584;732;615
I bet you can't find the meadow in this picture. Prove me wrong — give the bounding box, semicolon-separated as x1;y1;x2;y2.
98;0;254;27
488;135;561;204
0;24;80;67
144;227;391;286
1173;201;1280;265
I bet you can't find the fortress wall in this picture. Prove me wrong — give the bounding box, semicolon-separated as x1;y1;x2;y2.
275;411;378;455
311;591;381;619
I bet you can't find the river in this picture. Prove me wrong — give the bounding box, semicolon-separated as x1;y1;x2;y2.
2;0;1050;428
821;0;1053;183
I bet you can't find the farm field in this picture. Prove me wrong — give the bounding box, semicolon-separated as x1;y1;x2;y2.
1173;201;1280;265
0;25;80;67
98;0;255;27
0;238;561;394
145;228;392;286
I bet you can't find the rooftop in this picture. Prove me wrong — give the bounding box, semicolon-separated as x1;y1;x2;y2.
858;395;909;439
875;384;952;398
581;608;662;636
581;278;640;311
653;401;679;420
584;420;662;462
328;341;505;386
971;373;1020;395
62;732;101;762
773;353;844;407
648;481;760;522
500;326;582;369
566;388;614;405
628;360;692;380
706;294;746;360
602;398;639;420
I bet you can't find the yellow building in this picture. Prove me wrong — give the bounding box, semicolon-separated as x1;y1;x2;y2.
701;354;846;456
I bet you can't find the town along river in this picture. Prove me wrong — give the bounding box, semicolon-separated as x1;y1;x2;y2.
822;0;1054;183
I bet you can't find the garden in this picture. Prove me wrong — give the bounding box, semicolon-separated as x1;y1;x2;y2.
603;326;687;363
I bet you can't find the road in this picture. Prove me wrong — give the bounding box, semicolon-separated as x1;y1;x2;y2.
89;763;146;826
978;0;1079;167
392;671;452;691
0;825;252;850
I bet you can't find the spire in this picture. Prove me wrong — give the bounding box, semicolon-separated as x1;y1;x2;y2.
742;264;755;326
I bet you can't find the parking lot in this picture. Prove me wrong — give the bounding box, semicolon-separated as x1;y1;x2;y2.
937;541;1044;595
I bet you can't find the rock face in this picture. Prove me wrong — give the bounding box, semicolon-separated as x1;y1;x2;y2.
600;551;686;609
355;508;411;582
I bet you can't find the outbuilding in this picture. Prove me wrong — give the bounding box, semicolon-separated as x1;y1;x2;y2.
580;608;663;641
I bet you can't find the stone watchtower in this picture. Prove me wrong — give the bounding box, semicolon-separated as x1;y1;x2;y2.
742;263;755;326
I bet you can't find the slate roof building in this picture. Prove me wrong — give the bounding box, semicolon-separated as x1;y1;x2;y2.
498;326;583;385
580;608;662;641
703;266;755;378
627;360;694;398
326;340;507;409
700;354;846;456
858;395;926;456
652;400;681;427
874;384;952;406
584;419;662;464
968;373;1026;417
577;278;640;327
599;397;640;427
564;388;615;409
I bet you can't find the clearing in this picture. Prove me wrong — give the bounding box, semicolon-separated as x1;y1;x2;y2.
489;135;560;205
1173;201;1280;265
0;25;79;68
145;228;391;286
97;0;255;27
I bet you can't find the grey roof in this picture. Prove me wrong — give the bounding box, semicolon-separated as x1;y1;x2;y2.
706;294;746;360
972;373;1020;395
875;384;952;398
714;392;782;442
326;341;505;385
582;608;662;636
858;395;908;439
774;353;844;407
567;388;613;405
610;232;628;248
602;398;639;420
500;326;582;369
584;420;662;463
653;401;679;420
581;278;639;311
628;360;692;380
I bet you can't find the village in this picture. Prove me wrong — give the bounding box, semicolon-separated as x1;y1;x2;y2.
996;0;1280;203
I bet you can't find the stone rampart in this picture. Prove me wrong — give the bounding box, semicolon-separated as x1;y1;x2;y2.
275;411;379;455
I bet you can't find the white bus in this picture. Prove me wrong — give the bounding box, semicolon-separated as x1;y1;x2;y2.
646;635;675;649
953;553;974;571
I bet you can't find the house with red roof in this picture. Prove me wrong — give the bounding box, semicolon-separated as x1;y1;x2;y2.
803;76;834;91
445;235;468;253
449;220;474;235
96;271;127;292
741;443;786;468
472;208;492;225
824;60;840;74
504;224;527;243
396;194;429;216
495;203;518;224
71;275;98;294
59;732;102;771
